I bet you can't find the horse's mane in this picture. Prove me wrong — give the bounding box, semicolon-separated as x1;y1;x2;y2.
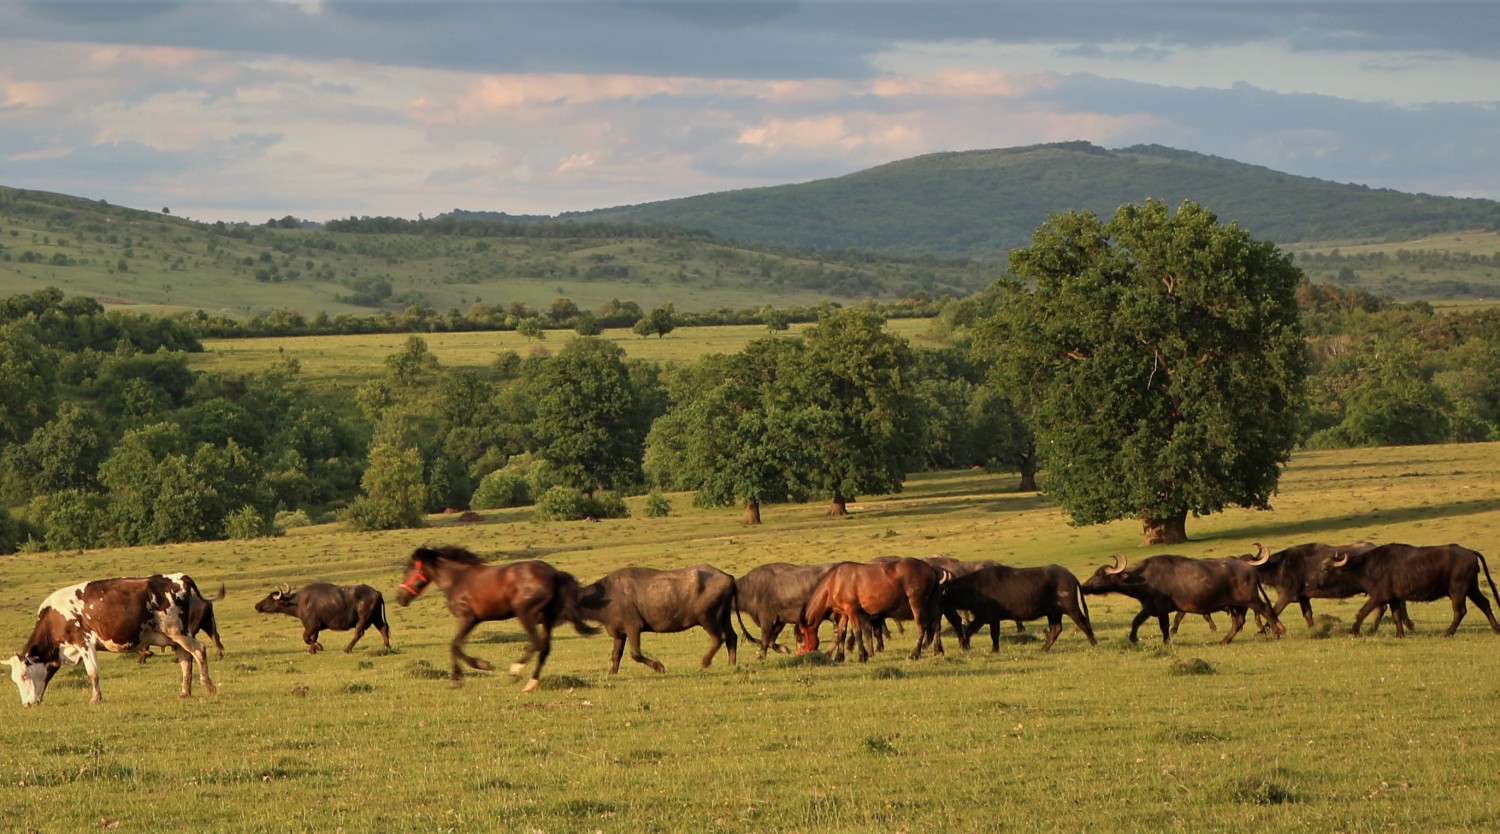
411;545;488;566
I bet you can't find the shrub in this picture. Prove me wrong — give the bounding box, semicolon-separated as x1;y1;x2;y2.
534;486;586;521
643;490;671;518
273;508;314;530
470;470;531;510
223;505;275;540
584;490;629;520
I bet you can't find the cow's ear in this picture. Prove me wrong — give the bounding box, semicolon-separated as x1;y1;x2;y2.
0;655;16;670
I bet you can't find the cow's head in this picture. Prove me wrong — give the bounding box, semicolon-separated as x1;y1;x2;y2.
254;585;297;615
1081;555;1143;594
3;654;54;707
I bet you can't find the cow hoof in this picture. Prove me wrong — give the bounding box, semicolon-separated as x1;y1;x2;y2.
450;678;464;689
509;662;527;679
473;659;493;672
521;679;540;693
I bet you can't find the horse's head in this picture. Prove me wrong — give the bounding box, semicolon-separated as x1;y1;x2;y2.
795;623;820;654
397;550;437;606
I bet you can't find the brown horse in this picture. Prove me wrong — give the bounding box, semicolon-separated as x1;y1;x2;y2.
396;545;598;692
796;558;947;662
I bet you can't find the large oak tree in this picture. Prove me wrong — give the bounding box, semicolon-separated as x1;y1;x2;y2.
981;200;1307;544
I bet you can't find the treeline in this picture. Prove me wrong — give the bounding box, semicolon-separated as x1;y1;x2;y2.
2;276;1499;554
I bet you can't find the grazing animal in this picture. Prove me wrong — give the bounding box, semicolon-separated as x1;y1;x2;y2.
395;546;598;692
1082;554;1284;644
941;563;1097;651
138;575;225;663
255;582;390;654
1170;542;1408;635
4;574;219;706
735;562;836;659
580;565;739;674
1315;543;1500;636
797;558;946;662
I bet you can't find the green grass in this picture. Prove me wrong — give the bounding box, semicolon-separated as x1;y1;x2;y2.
4;444;1500;830
192;318;941;384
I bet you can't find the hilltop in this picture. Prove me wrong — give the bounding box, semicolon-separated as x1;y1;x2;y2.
569;142;1500;260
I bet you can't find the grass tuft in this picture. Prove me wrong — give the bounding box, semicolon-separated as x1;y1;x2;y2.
772;651;834;667
538;674;592;690
406;659;448;680
869;665;905;680
1170;658;1216;676
557;799;617;818
1229;777;1299;805
864;735;899;755
343;681;375;693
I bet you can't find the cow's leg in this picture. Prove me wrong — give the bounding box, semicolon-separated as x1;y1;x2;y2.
449;616;486;685
81;643;103;705
1128;609;1152;643
1467;583;1500;633
609;629;626;674
627;628;665;673
166;631;216;697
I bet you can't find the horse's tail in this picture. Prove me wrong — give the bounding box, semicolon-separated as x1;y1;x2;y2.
556;572;601;636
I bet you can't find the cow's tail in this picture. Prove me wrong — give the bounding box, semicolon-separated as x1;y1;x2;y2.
1478;551;1500;610
556;572;602;636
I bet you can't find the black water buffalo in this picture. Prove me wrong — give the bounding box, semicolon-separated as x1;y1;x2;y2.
1315;543;1500;637
580;565;738;674
735;562;835;659
254;583;391;654
1169;542;1409;635
1082;554;1283;644
941;564;1096;651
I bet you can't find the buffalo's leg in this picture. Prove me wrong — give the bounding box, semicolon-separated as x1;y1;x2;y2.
609;630;626;674
1065;599;1097;646
1128;609;1153;643
344;610;373;653
1348;598;1384;635
1155;613;1171;643
700;621;724;668
627;629;665;673
1467;583;1500;633
1220;608;1246;644
1170;611;1186;635
1040;616;1063;651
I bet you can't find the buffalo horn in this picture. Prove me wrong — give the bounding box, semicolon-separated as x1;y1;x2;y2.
1103;554;1128;575
1245;543;1272;566
1330;552;1349;568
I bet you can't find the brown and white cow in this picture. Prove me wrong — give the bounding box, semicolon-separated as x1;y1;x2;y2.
3;574;220;707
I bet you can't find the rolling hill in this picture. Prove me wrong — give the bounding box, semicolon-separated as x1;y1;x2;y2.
567;142;1500;261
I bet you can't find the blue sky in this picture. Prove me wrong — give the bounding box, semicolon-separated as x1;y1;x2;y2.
1;1;1496;223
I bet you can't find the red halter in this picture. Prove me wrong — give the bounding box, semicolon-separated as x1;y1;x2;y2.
400;560;430;597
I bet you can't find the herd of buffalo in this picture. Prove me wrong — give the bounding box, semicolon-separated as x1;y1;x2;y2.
6;540;1498;704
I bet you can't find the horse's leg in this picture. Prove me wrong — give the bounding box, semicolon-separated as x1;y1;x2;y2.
519;621;551;693
511;610;544;678
832;615;849;662
449;616;486;685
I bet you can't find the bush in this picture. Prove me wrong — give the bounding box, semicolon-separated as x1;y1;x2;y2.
470;470;531;510
643;490;671;518
273;508;315;530
223;505;276;540
533;487;630;521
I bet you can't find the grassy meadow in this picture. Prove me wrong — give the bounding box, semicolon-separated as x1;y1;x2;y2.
4;443;1500;832
193;318;942;385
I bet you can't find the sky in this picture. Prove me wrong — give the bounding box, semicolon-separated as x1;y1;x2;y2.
1;1;1497;224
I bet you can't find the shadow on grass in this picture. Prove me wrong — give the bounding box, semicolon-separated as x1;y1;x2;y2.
1201;497;1500;546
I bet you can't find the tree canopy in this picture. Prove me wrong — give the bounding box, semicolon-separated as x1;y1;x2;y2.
980;200;1308;544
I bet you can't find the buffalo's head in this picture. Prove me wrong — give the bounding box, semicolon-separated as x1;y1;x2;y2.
1081;555;1144;594
254;585;297;615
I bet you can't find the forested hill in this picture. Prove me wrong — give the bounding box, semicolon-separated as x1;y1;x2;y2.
564;142;1500;260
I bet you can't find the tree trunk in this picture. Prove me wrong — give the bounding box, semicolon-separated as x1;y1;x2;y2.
827;492;848;517
742;499;762;525
1017;453;1039;493
1142;510;1188;545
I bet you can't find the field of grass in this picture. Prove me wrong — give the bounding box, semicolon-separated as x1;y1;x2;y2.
4;442;1500;832
193;318;942;384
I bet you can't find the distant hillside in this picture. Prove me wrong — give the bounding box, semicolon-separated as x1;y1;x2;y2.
568;142;1500;260
0;186;988;319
